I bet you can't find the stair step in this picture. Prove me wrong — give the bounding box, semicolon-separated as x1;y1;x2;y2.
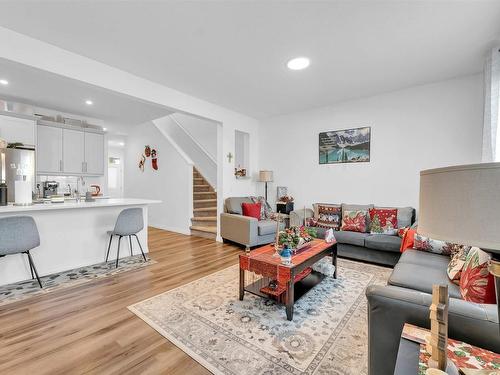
190;225;217;234
190;228;217;240
193;192;217;198
193;207;217;217
191;216;217;222
193;185;213;192
194;199;217;209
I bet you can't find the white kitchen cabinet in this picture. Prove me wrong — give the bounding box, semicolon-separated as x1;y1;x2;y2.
84;132;104;175
36;121;104;176
37;125;63;173
63;128;85;174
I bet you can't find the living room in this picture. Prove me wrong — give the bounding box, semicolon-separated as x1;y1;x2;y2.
0;2;499;375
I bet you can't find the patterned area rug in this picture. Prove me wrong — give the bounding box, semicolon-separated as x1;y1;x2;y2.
0;255;156;307
129;258;391;375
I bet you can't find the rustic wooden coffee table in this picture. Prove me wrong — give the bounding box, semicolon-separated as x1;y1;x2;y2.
239;239;338;321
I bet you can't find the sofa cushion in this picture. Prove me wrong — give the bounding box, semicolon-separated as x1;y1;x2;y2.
242;202;261;220
364;234;402;253
225;197;252;215
313;203;341;230
341;210;368;233
376;206;414;228
388;262;462;298
257;220;284;236
342;204;374;231
398;249;451;269
333;230;370;247
342;203;374;212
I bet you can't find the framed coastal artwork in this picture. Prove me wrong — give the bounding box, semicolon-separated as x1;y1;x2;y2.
319;126;371;164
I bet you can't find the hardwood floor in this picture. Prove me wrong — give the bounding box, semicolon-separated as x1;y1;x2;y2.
0;228;242;375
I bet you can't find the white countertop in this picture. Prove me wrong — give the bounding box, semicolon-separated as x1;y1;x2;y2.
0;198;161;214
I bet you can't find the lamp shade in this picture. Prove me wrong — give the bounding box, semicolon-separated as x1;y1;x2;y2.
418;162;500;253
259;170;273;182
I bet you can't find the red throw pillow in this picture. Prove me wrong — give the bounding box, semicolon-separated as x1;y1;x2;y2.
241;202;261;220
340;210;367;232
369;208;398;234
400;228;416;253
459;247;496;304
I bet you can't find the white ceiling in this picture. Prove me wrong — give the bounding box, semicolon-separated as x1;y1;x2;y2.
0;58;172;127
0;1;499;118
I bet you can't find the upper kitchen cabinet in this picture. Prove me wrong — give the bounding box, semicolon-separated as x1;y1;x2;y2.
62;128;85;174
37;124;63;173
84;131;104;175
36;121;105;176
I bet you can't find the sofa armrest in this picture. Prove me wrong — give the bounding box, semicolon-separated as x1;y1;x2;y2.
290;208;314;227
365;284;499;375
220;213;258;247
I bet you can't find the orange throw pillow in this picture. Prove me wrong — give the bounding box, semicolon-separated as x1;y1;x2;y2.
241;202;261;220
459;247;496;304
400;228;416;253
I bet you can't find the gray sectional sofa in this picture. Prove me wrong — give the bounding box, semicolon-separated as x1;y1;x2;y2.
220;197;285;249
366;249;499;375
290;204;416;266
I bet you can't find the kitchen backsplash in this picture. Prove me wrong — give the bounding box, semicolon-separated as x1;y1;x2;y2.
36;175;105;196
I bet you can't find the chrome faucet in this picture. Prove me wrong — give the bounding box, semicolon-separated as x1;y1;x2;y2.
76;176;86;198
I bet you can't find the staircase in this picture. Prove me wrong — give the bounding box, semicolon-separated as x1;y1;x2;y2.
190;168;217;240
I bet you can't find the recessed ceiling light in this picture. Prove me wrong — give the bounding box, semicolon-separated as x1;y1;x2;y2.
286;57;310;71
102;127;107;131
0;79;9;85
85;99;93;105
119;142;125;146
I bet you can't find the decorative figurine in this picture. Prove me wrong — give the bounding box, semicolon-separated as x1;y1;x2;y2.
139;154;145;172
428;284;459;375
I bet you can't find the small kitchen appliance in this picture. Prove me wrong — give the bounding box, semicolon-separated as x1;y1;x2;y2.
42;181;59;198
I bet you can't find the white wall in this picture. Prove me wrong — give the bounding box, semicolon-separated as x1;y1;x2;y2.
259;75;484;210
154;115;217;187
124;121;192;234
0;114;35;145
172;112;217;161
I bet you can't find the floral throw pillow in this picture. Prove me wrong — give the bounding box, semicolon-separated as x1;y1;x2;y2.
447;245;472;284
341;210;367;233
413;233;461;256
314;204;341;230
459;247;496;304
250;196;273;220
369;208;398;235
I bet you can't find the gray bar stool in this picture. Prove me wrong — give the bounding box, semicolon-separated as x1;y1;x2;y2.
105;207;147;268
0;216;42;288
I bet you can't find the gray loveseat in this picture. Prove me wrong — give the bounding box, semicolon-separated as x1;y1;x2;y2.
220;197;284;249
366;249;499;375
290;204;416;266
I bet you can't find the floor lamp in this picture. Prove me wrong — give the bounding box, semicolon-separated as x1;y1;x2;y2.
418;162;500;331
259;170;273;202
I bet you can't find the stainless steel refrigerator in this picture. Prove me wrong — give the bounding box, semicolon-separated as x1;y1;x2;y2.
0;147;35;202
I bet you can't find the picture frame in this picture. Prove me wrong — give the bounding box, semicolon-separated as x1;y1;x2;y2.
319;126;371;164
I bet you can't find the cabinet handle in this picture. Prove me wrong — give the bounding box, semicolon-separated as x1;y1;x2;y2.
60;160;63;172
82;162;85;173
84;162;88;173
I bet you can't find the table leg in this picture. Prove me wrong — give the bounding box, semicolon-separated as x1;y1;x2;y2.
332;244;338;279
286;280;294;321
239;268;245;301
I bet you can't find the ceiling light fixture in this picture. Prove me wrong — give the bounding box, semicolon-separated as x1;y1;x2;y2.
102;127;107;131
85;99;93;105
0;79;9;85
286;57;310;71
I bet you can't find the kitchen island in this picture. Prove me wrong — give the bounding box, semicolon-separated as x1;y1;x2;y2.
0;198;160;286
